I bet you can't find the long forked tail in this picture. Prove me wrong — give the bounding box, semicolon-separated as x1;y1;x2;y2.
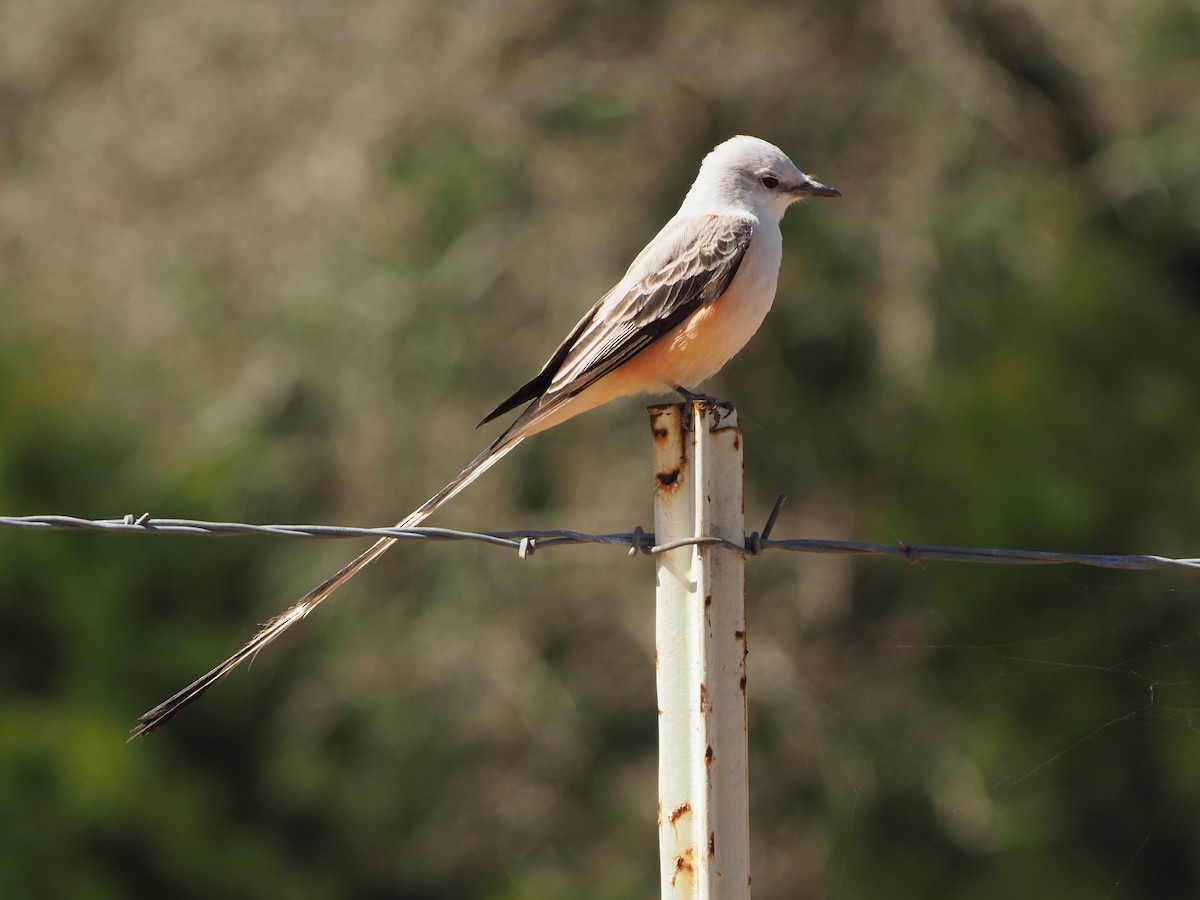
129;431;525;739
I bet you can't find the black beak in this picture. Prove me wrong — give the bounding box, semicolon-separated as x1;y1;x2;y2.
792;177;841;198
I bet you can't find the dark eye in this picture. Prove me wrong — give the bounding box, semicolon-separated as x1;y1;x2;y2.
760;175;779;189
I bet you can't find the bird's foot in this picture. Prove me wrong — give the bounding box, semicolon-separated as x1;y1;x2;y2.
673;385;735;429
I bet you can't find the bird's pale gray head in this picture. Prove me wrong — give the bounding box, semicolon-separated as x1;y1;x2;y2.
688;135;839;220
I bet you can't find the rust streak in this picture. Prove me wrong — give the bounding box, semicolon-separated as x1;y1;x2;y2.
668;801;691;825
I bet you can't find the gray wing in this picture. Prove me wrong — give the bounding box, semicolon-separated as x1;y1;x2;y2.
479;215;754;424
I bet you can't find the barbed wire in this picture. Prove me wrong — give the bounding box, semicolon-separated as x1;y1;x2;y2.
2;512;1198;572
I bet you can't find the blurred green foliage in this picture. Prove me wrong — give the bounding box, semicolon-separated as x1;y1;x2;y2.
2;0;1199;896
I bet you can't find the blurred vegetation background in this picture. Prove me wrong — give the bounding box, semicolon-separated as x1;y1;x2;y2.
2;0;1199;896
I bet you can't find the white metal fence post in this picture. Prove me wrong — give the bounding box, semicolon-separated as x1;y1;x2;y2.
650;400;750;899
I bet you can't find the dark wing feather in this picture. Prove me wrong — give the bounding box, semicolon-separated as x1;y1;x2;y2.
478;306;600;426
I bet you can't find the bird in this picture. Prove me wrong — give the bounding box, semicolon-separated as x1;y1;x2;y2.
130;135;839;738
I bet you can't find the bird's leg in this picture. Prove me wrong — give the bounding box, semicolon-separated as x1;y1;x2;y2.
673;384;718;405
673;385;735;429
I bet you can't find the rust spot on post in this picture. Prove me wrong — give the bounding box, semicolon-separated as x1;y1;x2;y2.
668;801;691;825
649;405;686;497
705;744;714;766
708;832;716;857
649;407;675;442
672;850;695;887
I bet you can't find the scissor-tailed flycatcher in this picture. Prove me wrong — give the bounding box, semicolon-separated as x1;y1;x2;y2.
131;135;838;738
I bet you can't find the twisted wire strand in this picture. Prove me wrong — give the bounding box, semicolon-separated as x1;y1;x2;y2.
2;514;1197;571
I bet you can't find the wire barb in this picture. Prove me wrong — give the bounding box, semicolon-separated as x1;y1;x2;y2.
761;494;786;542
629;525;646;556
747;494;787;556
